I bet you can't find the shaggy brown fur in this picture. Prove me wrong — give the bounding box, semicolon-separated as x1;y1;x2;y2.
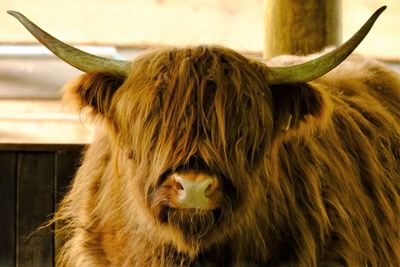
55;46;400;266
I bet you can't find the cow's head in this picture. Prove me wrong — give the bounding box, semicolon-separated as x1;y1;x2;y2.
8;7;386;256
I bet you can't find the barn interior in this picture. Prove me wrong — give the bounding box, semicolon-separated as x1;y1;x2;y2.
0;0;399;266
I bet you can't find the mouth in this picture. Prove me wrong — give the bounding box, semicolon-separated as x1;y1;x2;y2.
159;206;223;238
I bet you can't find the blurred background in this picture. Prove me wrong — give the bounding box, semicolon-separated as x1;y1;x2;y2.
0;0;399;144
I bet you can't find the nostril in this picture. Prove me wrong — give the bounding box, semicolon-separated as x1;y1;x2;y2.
204;183;213;196
206;183;212;191
175;180;184;190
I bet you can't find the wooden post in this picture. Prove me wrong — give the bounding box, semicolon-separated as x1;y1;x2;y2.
264;0;341;59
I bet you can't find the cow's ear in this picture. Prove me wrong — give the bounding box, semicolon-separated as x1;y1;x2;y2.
270;83;331;139
63;73;124;116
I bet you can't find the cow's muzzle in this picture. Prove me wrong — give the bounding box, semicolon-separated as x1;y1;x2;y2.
160;170;222;210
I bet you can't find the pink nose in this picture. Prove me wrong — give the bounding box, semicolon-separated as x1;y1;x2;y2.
165;171;219;209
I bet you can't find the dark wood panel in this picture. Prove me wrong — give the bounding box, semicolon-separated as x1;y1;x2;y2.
16;152;55;267
54;149;82;256
0;143;85;152
55;149;82;204
0;152;16;267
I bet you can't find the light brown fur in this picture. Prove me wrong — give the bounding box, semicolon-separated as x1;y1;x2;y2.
55;46;400;266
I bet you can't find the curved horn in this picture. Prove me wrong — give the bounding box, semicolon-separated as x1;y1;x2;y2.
8;10;130;77
266;6;387;85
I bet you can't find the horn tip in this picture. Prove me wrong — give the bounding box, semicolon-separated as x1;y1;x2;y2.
376;6;387;15
7;10;22;18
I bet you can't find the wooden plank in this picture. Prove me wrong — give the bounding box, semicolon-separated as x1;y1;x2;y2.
0;99;94;144
55;149;82;203
0;58;82;99
0;152;16;267
16;152;55;267
54;149;82;258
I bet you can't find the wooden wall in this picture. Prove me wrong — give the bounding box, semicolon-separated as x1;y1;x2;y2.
0;144;83;267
